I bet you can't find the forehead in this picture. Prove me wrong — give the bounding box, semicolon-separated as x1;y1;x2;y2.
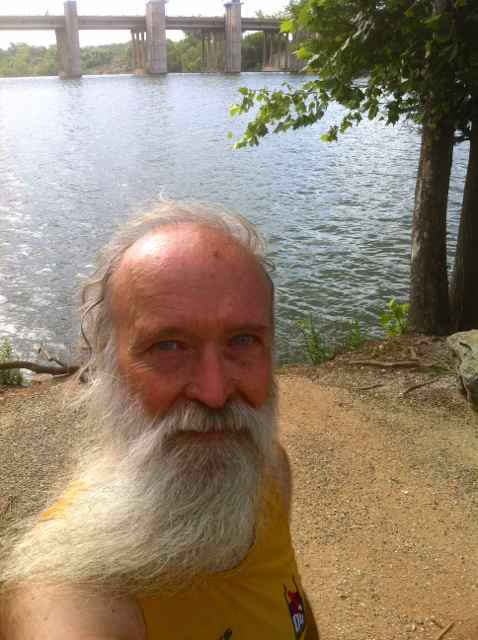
110;224;272;334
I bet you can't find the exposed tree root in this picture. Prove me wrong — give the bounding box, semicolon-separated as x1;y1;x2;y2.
434;621;455;640
350;359;437;369
401;376;443;396
0;361;78;376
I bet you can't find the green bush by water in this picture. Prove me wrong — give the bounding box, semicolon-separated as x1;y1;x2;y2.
0;339;24;386
294;297;409;366
379;298;410;337
295;315;368;366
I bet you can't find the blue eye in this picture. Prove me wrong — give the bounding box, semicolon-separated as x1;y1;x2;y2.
231;334;256;347
153;340;181;352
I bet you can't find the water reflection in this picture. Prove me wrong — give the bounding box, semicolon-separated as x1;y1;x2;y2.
0;73;468;361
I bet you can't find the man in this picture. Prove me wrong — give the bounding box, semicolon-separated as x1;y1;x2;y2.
0;201;319;639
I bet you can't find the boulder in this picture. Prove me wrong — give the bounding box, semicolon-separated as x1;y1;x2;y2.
447;330;478;411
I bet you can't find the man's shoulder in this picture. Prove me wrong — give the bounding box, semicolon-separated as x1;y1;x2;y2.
1;585;146;640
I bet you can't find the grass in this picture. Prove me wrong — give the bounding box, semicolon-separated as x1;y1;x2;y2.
294;314;368;366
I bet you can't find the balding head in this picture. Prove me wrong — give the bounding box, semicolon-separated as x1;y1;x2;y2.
79;201;274;380
110;223;273;334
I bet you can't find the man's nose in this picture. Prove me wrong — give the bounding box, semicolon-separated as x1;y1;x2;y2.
185;346;235;409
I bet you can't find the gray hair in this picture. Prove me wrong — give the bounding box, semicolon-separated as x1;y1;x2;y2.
79;200;274;377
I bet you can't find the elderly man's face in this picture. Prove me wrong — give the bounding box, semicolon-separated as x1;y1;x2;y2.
110;225;274;420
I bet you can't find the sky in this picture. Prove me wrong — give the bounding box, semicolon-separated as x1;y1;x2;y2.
0;1;288;49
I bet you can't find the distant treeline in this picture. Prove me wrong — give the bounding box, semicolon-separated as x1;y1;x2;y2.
0;32;265;77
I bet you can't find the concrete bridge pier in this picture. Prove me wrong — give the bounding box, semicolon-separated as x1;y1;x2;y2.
263;31;275;70
55;29;67;76
131;29;146;73
262;31;269;69
213;30;225;71
201;30;206;71
278;33;289;70
56;1;81;78
206;31;217;72
146;0;167;74
201;30;224;72
289;31;306;72
263;31;290;71
224;0;241;73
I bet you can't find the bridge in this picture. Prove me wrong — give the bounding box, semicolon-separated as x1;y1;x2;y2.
0;1;302;78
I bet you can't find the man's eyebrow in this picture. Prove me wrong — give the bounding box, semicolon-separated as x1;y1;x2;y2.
227;323;271;334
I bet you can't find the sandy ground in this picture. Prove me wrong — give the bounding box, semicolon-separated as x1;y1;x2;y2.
1;337;478;639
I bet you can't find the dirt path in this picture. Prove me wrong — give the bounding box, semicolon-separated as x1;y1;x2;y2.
280;375;478;640
1;343;478;639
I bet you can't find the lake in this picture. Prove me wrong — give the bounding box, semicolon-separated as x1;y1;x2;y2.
0;72;468;362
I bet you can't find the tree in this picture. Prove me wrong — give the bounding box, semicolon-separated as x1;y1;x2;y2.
450;106;478;331
231;0;478;334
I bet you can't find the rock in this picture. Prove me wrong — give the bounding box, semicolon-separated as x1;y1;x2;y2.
447;330;478;411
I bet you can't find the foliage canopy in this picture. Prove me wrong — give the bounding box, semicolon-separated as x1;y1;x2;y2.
231;0;478;146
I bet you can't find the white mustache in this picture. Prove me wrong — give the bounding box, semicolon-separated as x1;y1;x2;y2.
158;400;262;435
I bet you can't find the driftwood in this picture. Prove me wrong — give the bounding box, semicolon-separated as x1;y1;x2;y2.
0;361;78;376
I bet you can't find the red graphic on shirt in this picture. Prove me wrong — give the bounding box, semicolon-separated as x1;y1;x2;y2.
283;576;306;639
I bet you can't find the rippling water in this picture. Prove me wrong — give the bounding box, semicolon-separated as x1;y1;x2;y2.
0;73;468;361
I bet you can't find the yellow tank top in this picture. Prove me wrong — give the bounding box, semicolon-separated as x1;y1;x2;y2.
138;482;308;640
40;480;308;639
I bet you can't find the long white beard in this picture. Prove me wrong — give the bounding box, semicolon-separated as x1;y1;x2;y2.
1;375;278;595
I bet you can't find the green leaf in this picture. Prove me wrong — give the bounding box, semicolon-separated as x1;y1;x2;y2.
424;14;442;30
281;19;294;33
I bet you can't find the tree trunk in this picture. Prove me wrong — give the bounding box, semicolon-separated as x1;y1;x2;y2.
409;120;454;335
450;113;478;331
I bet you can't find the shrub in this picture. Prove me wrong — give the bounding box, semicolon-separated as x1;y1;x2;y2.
295;314;334;365
295;314;370;365
380;298;410;337
342;319;368;351
0;338;24;386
